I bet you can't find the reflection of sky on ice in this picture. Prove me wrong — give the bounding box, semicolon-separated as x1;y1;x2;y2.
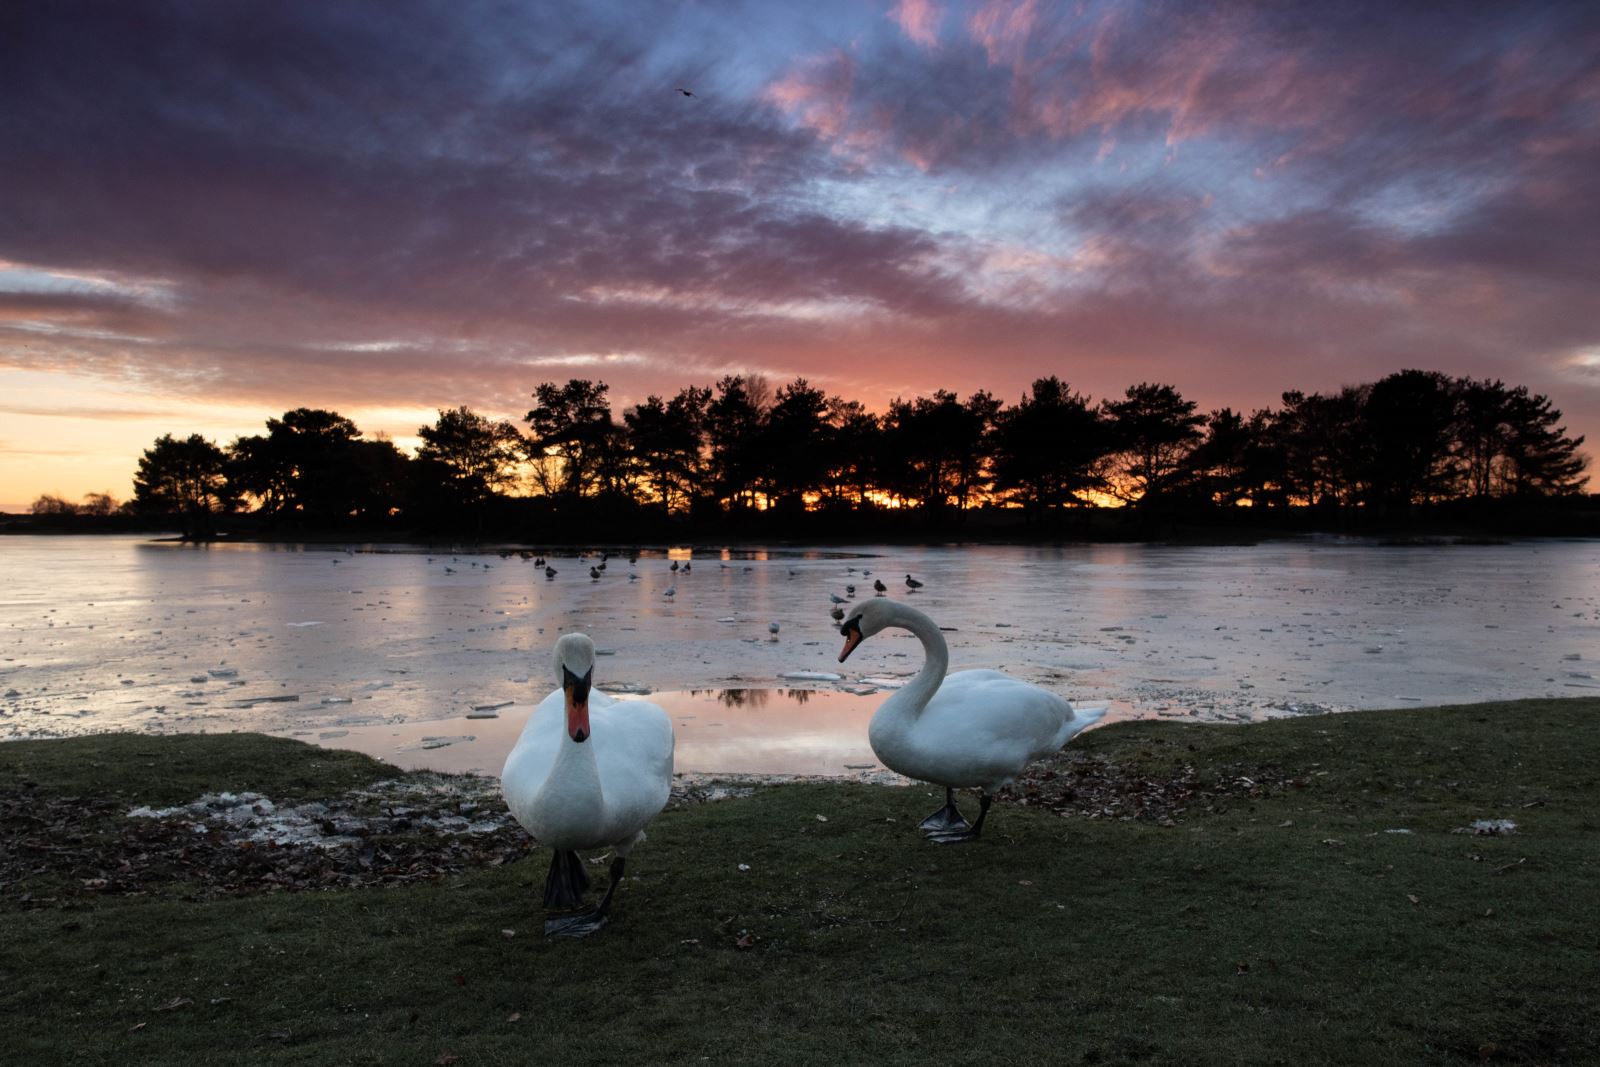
2;536;1597;776
317;688;889;777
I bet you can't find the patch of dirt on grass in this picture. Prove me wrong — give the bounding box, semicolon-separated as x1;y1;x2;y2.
1;774;535;906
1006;749;1310;825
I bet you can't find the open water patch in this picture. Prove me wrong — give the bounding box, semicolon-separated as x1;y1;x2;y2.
284;687;890;777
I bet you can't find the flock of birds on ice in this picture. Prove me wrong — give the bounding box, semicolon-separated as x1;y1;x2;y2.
424;546;926;627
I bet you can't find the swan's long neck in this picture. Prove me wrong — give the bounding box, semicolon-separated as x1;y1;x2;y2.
887;603;949;719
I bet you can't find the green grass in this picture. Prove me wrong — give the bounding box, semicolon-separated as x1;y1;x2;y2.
0;732;394;806
4;699;1599;1065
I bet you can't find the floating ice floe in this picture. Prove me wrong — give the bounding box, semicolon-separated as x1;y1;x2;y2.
286;621;324;628
780;671;842;681
411;735;474;750
471;699;513;712
233;694;299;707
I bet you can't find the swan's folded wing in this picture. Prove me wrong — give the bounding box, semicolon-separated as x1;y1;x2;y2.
592;699;676;820
926;670;1075;763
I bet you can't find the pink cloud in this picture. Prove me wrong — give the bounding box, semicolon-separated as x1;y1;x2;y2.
967;0;1041;66
763;50;856;141
891;0;941;49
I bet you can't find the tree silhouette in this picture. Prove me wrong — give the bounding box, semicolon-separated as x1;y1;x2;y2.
763;378;832;514
1361;370;1460;515
227;408;364;525
416;407;524;510
108;367;1589;537
819;397;878;509
226;433;293;517
29;494;78;517
1102;382;1205;506
990;377;1107;517
1185;408;1257;507
705;375;765;510
1501;386;1587;496
133;433;233;539
1277;387;1367;512
624;385;710;515
880;390;999;514
525;380;619;499
79;492;118;517
344;438;411;522
1457;378;1515;500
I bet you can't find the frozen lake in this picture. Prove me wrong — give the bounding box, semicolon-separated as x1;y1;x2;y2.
2;535;1597;775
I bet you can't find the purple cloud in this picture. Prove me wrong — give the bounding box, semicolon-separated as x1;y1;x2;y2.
0;0;1595;480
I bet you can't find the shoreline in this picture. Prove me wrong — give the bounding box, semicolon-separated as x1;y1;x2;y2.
11;518;1600;547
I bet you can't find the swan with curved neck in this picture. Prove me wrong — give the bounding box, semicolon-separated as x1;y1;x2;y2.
501;633;674;936
839;598;1106;843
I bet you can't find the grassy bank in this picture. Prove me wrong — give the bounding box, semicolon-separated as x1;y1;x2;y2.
3;700;1598;1065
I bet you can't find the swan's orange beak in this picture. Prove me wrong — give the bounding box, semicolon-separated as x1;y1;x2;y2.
838;616;864;662
563;666;592;743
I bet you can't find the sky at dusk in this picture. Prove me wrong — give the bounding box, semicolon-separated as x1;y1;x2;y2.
2;0;1598;511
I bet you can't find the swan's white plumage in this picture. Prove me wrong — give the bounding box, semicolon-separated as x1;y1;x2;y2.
851;600;1106;792
501;638;673;856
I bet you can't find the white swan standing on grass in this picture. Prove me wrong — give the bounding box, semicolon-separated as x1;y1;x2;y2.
502;634;674;936
838;599;1107;843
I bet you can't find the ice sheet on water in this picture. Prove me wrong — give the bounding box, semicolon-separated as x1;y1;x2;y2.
6;536;1598;765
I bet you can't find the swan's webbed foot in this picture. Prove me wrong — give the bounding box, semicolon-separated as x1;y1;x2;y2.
544;909;608;938
542;848;591;910
918;788;971;835
925;793;992;845
543;856;625;939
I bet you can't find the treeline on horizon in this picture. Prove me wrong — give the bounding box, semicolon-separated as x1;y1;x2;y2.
19;369;1593;541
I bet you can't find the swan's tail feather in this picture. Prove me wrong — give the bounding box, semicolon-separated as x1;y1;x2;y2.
1054;700;1110;748
543;849;591;909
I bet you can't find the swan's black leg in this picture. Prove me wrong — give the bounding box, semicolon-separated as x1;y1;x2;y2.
918;788;971;834
542;849;591;910
927;793;992;844
545;856;624;938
